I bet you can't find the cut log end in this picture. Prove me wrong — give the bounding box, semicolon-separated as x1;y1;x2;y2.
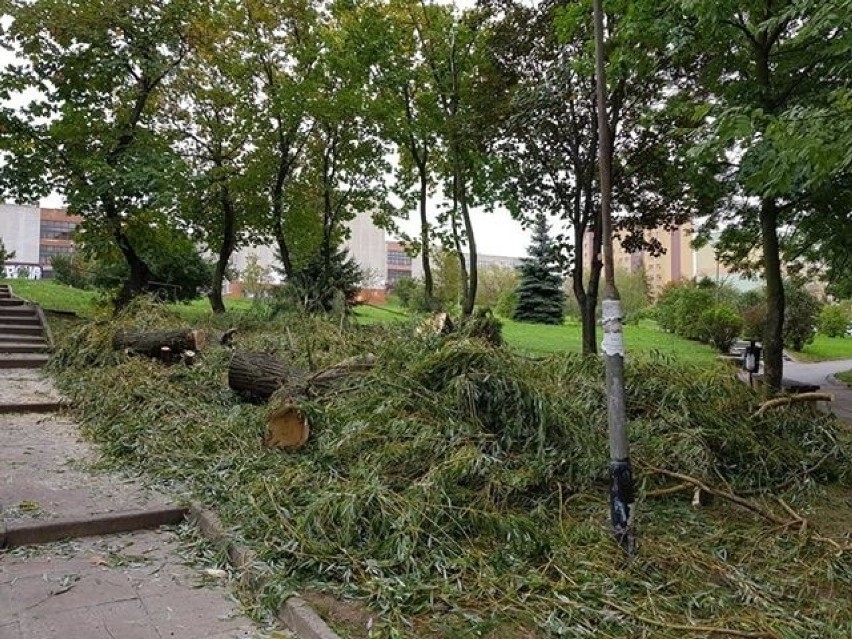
265;403;310;450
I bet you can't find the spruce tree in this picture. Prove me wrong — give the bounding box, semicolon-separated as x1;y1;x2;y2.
512;213;565;324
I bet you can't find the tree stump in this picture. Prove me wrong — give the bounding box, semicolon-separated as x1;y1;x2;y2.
113;329;206;361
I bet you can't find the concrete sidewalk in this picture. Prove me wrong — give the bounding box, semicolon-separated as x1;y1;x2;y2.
783;357;852;423
0;367;284;639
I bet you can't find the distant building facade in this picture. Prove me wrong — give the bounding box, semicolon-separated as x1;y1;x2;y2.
0;203;82;279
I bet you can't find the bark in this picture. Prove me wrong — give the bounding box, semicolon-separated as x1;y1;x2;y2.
593;0;633;552
760;197;785;393
113;328;206;359
459;169;477;319
209;182;237;314
419;168;434;307
228;351;294;403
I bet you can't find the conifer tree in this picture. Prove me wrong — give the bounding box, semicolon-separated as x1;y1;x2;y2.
512;213;565;324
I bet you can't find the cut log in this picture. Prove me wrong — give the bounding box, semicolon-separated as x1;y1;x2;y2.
265;400;310;450
259;353;376;450
228;351;298;403
113;329;206;359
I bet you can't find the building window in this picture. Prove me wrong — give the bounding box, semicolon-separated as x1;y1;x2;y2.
40;220;77;241
40;244;74;266
387;251;411;266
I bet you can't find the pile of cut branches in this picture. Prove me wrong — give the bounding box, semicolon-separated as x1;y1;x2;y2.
52;305;852;639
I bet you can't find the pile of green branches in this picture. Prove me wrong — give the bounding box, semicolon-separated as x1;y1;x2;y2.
53;305;852;638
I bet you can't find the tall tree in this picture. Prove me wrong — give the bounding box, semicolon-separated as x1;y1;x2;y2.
375;0;443;308
674;0;851;391
493;0;711;353
512;213;565;324
411;1;507;319
239;0;320;278
164;1;264;313
0;0;197;306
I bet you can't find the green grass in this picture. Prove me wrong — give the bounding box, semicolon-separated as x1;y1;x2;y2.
1;278;253;321
836;369;852;386
2;278;101;316
501;317;719;364
792;335;852;362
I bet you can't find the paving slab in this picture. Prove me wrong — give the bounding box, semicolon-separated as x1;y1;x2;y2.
0;529;283;639
0;412;172;525
0;370;60;408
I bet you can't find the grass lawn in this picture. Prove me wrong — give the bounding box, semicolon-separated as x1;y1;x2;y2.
502;317;718;364
2;278;101;316
791;335;852;362
836;369;852;387
1;278;253;321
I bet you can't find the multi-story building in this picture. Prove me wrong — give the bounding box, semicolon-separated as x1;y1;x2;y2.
0;203;83;278
38;207;83;277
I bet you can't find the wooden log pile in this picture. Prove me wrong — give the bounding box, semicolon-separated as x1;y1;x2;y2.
113;328;207;364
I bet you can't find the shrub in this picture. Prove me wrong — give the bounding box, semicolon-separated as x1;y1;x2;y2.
654;281;714;340
0;238;14;271
51;253;92;289
495;290;517;318
284;247;364;314
818;304;849;338
394;277;420;309
742;303;767;341
783;280;822;351
700;304;743;352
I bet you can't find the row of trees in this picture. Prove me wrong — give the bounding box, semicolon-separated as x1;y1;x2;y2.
0;0;848;390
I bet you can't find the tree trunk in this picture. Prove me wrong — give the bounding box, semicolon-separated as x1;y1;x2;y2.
593;0;633;552
419;167;434;308
760;197;784;393
209;184;237;315
113;328;206;358
228;352;295;403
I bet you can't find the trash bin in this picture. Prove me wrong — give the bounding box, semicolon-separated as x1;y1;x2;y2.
743;341;761;374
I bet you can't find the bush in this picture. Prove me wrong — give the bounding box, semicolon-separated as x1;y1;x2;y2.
284;247;364;314
700;304;743;352
51;253;92;289
495;290;517;318
819;304;849;338
654;281;714;340
784;280;822;351
742;303;767;341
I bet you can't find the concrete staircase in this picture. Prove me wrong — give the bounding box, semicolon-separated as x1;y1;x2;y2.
0;284;51;368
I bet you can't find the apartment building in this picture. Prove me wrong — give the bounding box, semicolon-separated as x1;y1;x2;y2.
0;203;82;278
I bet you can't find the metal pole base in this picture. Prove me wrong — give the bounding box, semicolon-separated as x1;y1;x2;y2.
609;458;635;554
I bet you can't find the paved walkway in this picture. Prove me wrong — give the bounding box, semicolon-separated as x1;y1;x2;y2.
0;368;282;639
783;356;852;423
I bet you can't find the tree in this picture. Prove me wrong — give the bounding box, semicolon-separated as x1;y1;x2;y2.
0;238;14;272
164;1;265;312
0;0;197;306
513;213;565;324
411;2;507;319
674;0;851;391
493;0;712;353
374;0;443;309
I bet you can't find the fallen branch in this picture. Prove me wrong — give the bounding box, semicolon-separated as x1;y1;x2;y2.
754;392;833;417
605;600;777;639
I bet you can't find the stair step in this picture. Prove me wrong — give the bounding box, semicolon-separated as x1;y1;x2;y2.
0;315;40;325
0;342;50;353
0;299;28;307
0;324;44;336
0;353;50;368
0;333;46;343
0;305;38;316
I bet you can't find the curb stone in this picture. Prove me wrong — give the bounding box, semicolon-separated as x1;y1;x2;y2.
0;506;188;548
188;502;343;639
278;597;344;639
